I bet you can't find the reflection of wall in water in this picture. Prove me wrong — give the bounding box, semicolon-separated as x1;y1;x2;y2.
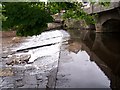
77;30;120;76
68;30;120;76
90;33;120;89
79;31;120;89
92;33;120;76
67;29;120;88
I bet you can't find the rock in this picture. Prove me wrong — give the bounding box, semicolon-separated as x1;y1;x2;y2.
6;54;31;65
12;37;21;43
6;57;20;66
25;66;34;71
0;68;14;76
47;23;62;30
64;19;89;29
2;51;15;58
1;83;14;88
14;76;23;81
2;53;8;58
13;67;25;76
15;79;24;87
23;75;37;85
36;74;43;80
0;77;3;84
20;54;31;63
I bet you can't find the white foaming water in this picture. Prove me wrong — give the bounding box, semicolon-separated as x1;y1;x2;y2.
12;30;70;64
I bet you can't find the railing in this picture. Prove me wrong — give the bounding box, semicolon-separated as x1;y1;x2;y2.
84;2;120;14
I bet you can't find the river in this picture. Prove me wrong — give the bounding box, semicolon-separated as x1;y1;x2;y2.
56;29;120;89
1;29;120;89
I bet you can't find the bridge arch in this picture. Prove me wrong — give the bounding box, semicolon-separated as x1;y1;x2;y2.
92;33;120;75
95;8;120;32
102;19;120;32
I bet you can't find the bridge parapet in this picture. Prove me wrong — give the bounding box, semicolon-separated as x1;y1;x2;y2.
84;1;120;32
84;2;120;14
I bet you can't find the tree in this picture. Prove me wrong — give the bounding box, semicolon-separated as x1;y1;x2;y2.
0;3;6;22
2;2;53;36
2;1;110;36
47;1;110;25
47;2;96;25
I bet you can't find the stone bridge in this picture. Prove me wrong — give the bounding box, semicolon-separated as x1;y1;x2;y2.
84;1;120;32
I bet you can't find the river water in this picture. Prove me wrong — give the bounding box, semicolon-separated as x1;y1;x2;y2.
56;29;120;89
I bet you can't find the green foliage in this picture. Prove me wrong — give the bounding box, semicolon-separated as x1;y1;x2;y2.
2;1;111;36
47;2;96;24
2;2;53;36
47;2;76;14
90;0;110;7
62;2;96;24
0;3;6;21
99;2;110;7
58;1;110;24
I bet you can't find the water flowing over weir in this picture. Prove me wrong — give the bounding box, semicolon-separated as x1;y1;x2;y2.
1;30;70;88
13;30;70;63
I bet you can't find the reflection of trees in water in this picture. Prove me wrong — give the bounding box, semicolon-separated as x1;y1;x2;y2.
67;29;81;38
86;32;120;89
67;41;82;54
68;29;120;88
92;33;120;75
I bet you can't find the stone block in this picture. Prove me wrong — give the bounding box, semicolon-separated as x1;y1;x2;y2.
23;75;37;85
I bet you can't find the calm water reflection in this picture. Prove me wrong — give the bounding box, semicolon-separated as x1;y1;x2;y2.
67;29;120;89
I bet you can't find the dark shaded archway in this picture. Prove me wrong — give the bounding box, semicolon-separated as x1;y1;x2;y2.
102;19;120;32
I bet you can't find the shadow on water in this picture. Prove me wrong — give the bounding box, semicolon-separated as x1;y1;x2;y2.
67;29;120;89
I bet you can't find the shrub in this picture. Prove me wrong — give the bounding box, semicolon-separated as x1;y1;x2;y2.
2;2;53;36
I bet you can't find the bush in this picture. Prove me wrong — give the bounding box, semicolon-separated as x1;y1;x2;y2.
2;2;53;36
